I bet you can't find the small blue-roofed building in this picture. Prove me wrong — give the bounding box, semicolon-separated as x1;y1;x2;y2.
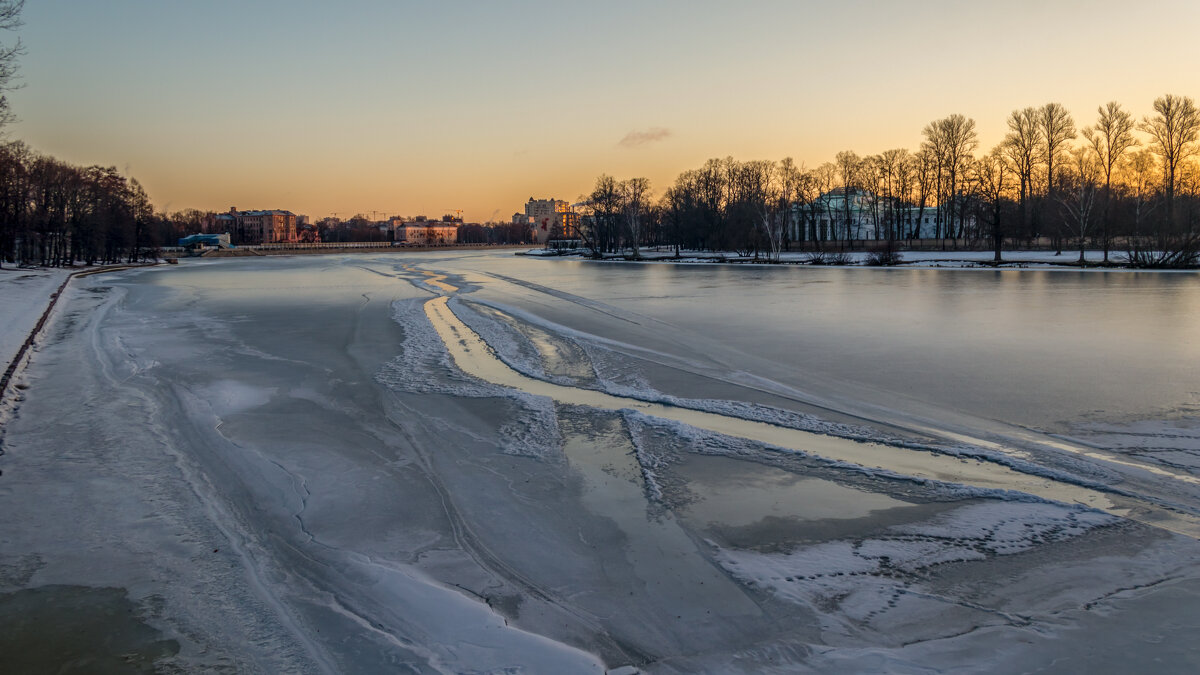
178;233;233;249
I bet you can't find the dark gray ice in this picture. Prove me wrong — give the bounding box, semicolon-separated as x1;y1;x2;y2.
1;252;1198;673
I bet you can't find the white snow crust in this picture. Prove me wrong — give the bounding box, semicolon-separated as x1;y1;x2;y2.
375;297;563;460
0;267;70;373
712;502;1120;639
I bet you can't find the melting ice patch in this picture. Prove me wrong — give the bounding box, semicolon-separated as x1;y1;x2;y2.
197;380;276;416
376;297;561;460
712;502;1119;642
450;299;549;382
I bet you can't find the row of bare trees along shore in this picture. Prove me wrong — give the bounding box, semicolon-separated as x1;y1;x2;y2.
2;96;1198;268
580;96;1200;267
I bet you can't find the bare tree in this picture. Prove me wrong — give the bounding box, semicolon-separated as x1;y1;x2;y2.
877;148;912;241
619;177;651;258
1121;147;1198;267
921;123;947;239
925;114;978;244
1003;107;1043;240
1059;147;1100;263
690;159;728;251
723;159;771;256
1082;101;1138;261
663;170;701;256
1040;102;1077;196
1178;160;1200;237
1140;94;1200;230
858;154;884;239
743;160;784;261
810;162;837;245
912;148;936;239
582;174;621;257
944;115;979;241
973;146;1013;262
774;157;804;253
793;166;818;247
833;151;862;247
0;1;22;131
0;1;21;265
1119;149;1156;235
1039;103;1076;252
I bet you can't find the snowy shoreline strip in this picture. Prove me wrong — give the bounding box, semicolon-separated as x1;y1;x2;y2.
0;264;153;401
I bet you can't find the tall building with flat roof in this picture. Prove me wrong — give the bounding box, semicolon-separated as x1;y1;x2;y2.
524;198;578;244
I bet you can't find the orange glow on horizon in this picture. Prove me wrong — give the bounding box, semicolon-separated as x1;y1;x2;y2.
13;1;1200;222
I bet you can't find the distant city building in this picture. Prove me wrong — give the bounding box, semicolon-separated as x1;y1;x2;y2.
524;198;579;244
297;225;321;243
205;207;299;245
393;216;459;246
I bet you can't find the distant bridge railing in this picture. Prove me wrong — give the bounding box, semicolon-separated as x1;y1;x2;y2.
246;242;394;250
238;242;516;251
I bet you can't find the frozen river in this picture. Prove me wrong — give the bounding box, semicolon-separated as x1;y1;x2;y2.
2;251;1199;673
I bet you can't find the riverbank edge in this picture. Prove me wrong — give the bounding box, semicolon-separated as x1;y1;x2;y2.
519;248;1200;271
199;243;532;258
0;263;159;402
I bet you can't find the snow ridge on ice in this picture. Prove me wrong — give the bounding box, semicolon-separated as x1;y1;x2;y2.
451;298;550;382
376;297;562;460
622;410;1059;507
622;410;670;506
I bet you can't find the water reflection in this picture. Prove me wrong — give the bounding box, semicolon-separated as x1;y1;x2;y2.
673;455;907;528
559;416;762;620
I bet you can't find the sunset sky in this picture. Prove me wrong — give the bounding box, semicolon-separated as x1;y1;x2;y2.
13;1;1200;222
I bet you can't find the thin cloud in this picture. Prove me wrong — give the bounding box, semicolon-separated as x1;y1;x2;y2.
618;127;671;148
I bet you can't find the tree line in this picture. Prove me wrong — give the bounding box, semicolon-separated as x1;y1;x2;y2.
0;151;547;267
0;1;182;268
2;95;1196;267
0;3;1196;268
577;95;1200;267
0;142;176;268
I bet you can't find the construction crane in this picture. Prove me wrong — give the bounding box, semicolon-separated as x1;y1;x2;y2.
445;208;463;222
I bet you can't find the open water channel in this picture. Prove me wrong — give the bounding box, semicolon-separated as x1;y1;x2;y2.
1;250;1198;673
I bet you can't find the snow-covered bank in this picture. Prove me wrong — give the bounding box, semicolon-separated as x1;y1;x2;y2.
523;247;1198;270
1;264;163;406
0;267;71;377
